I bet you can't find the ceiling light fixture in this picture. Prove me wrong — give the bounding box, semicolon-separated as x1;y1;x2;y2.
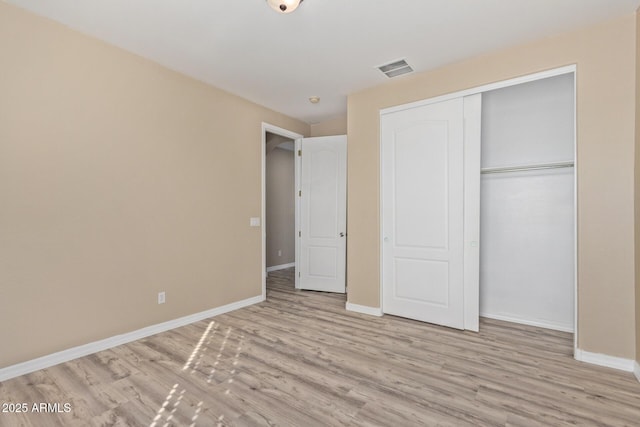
309;96;320;104
266;0;304;14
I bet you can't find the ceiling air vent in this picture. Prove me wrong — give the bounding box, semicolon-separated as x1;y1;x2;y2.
377;59;414;78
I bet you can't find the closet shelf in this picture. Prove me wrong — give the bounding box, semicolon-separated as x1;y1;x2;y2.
481;161;574;175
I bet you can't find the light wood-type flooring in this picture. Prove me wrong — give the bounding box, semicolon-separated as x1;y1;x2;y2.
1;268;639;426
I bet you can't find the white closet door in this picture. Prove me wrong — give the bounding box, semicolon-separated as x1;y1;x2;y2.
381;96;480;330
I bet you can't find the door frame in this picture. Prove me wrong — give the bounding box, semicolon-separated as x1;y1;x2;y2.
261;123;304;300
379;65;578;350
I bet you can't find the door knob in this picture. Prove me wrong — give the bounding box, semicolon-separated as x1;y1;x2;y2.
340;232;345;237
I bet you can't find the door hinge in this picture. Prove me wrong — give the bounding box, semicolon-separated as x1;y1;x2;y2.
298;190;302;197
299;272;301;277
298;231;301;237
298;149;302;157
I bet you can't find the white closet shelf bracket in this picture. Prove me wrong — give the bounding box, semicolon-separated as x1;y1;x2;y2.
481;161;575;175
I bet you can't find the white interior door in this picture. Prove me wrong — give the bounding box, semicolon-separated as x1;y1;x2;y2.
298;135;347;293
381;96;480;330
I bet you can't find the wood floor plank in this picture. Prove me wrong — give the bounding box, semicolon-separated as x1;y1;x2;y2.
1;267;639;426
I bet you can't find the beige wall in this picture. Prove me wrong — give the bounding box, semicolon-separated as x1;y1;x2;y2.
0;2;309;368
310;116;347;137
348;15;637;359
266;147;295;267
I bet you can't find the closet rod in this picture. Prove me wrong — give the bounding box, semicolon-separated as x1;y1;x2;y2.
481;161;574;175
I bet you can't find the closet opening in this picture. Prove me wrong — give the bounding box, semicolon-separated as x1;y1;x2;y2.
479;73;576;335
379;66;577;350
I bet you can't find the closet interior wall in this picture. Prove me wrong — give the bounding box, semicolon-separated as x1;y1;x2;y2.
479;73;576;332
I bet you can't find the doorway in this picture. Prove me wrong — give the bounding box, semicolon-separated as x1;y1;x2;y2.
265;132;296;275
261;125;348;298
261;123;303;299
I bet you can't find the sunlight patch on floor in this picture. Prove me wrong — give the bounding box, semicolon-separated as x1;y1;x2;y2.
183;321;216;372
151;322;246;426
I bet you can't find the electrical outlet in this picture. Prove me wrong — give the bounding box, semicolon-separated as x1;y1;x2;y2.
158;291;166;304
278;250;282;257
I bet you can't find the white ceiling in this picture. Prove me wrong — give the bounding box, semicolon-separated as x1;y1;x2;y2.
8;0;640;124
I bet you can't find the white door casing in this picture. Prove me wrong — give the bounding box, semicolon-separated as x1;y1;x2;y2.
463;94;481;332
298;135;347;293
381;95;480;330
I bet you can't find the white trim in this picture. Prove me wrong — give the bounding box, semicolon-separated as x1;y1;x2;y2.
346;302;383;317
463;93;482;332
378;119;384;315
266;262;295;272
294;138;302;289
261;123;304;300
480;312;574;333
0;295;263;382
574;349;635;372
380;65;576;116
634;361;640;383
572;69;578;354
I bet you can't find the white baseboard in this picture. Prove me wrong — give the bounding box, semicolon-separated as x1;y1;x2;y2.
480;312;574;333
346;302;383;317
634;361;640;383
574;349;635;372
266;262;295;272
0;295;264;382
